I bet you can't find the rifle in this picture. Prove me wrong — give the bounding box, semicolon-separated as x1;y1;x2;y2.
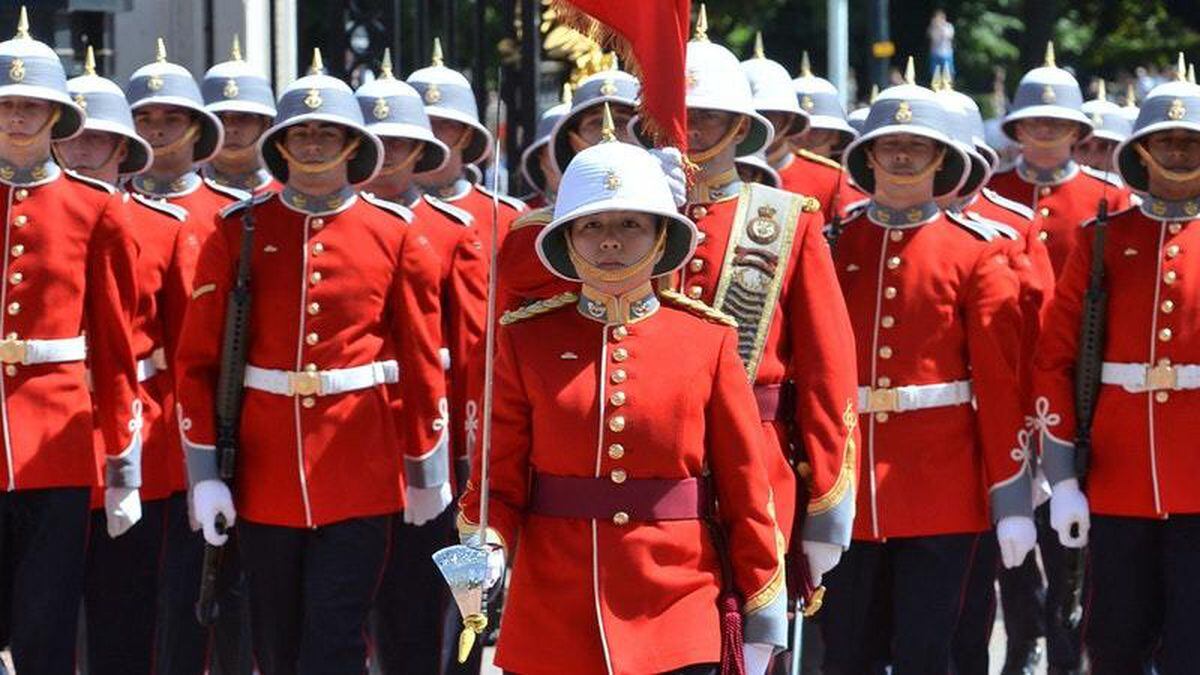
196;205;256;626
1059;196;1109;631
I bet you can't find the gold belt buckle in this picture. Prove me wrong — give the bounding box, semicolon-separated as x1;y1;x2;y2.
288;370;322;396
1145;363;1177;391
867;387;898;413
0;337;27;365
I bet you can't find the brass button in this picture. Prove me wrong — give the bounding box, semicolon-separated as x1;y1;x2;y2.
1039;186;1052;197
689;258;705;273
610;468;627;484
1155;391;1170;403
307;302;321;315
1158;357;1173;367
883;286;898;299
609;391;627;407
889;229;904;242
310;271;322;284
691;205;709;219
1159;328;1173;342
687;286;703;299
878;346;893;359
612;348;628;362
612;511;630;526
877;376;891;388
14;189;27;201
1039;207;1050;217
697;231;707;244
312;242;325;256
311;217;325;230
1162;300;1176;314
875;412;889;423
10;244;23;258
13;215;27;227
5;332;15;340
301;397;316;408
608;415;626;432
5;302;17;315
880;315;895;328
611;369;627;384
304;363;318;372
608;443;625;459
1170;223;1184;235
8;272;21;285
1167;244;1181;258
1039;231;1049;242
1164;270;1178;285
4;365;15;376
612;325;628;340
886;256;901;269
305;332;319;345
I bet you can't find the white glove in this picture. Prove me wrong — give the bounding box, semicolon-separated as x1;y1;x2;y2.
191;479;236;547
403;482;453;526
650;147;687;207
1049;478;1090;548
485;545;506;590
802;540;843;587
104;487;142;538
743;641;774;675
996;515;1037;568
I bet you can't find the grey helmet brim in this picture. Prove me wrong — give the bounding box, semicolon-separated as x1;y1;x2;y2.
520;137;552;195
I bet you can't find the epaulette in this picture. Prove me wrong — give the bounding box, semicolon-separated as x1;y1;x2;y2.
981;187;1035;221
476;184;529;213
1080;165;1125;189
218;191;273;219
797;148;844;172
1081;203;1137;228
362;192;414;223
946;210;999;241
510;205;553;231
64;169;115;193
499;291;578;325
129;191;187;221
748;182;821;214
422;194;474;226
964;210;1018;240
659;289;739;328
202;176;252;202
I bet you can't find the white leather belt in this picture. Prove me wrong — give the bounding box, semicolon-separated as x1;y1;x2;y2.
857;380;973;414
0;335;87;365
1101;361;1200;392
137;348;168;383
244;360;399;396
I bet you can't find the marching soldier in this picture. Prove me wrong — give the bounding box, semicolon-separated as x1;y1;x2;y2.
60;47;190;675
658;12;860;651
124;37;253;675
741;38;861;223
407;39;526;252
1033;72;1200;674
1074;80;1133;179
0;11;141;673
175;50;449;673
353;50;487;675
201;35;281;195
517;84;571;209
458;112;787;675
791;52;858;160
821;77;1036;672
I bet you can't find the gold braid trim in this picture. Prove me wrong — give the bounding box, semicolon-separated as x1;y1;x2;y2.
510;206;553;231
808;399;859;515
499;291;578;326
744;487;788;613
800;195;822;213
798;148;844;172
660;289;739;328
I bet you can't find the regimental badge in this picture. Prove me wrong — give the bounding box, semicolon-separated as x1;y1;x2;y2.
604;170;621;191
30;165;46;180
8;59;24;83
1168;98;1187;121
424;83;442;104
1185;201;1199;217
170;177;186;193
875;208;892;223
801;95;815;112
148;75;164;92
747;205;780;244
73;93;87;110
327;195;344;210
304;88;323;109
599;78;617;96
291;193;307;208
906;208;923;223
223;78;240;99
0;167;15;181
733;266;770;294
1041;85;1057;104
586;301;605;318
373;97;390;120
1052;168;1065;181
1152;200;1167;216
894;101;912;123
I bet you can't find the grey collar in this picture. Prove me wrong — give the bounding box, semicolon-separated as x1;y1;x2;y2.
0;157;60;187
279;185;356;215
867;200;940;228
1016;157;1079;186
204;166;273;192
130;171;202;197
1139;194;1200;222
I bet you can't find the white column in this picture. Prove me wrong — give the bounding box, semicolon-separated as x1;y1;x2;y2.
242;0;271;76
827;0;849;109
273;0;298;91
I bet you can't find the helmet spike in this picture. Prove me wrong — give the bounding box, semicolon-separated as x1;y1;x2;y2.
904;56;915;85
1190;63;1197;85
1177;52;1187;81
944;68;955;91
753;31;764;59
1044;41;1056;68
1125;83;1137;108
15;6;29;39
694;3;709;42
1096;78;1107;101
230;34;243;61
600;102;617;143
931;64;943;91
155;37;167;63
84;44;96;76
431;37;444;67
308;47;324;75
380;48;394;79
561;82;573;105
800;50;812;77
869;84;880;104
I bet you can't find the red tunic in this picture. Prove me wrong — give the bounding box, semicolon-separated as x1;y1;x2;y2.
775;150;864;223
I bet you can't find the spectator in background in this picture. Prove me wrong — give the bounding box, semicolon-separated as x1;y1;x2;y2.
928;10;956;80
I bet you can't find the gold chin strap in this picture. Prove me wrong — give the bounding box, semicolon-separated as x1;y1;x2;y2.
866;145;946;186
376;142;424;176
1134;141;1200;183
274;136;363;174
567;222;668;285
152;121;201;156
3;106;62;147
688;115;750;165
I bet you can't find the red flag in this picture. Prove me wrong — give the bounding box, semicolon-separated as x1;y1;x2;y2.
553;0;691;154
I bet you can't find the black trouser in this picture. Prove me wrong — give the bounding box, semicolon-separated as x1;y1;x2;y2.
240;515;391;675
372;505;456;674
1085;514;1200;674
0;487;90;674
997;502;1081;669
85;498;167;675
820;532;984;674
156;490;254;675
950;532;1000;675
